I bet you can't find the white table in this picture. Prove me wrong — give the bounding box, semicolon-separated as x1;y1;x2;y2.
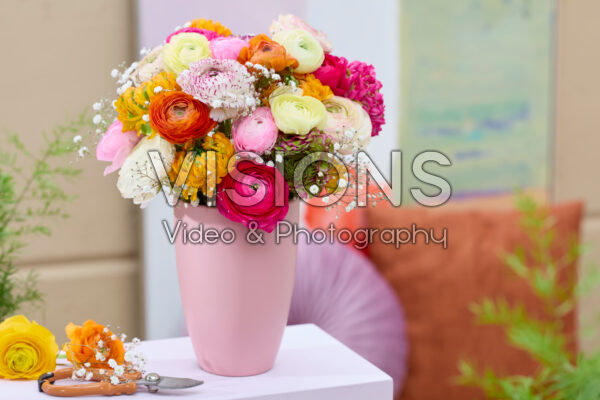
2;324;393;399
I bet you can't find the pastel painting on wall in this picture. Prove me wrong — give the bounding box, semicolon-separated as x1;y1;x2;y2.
401;0;555;199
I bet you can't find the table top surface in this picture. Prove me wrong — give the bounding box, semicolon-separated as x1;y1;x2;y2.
2;324;392;400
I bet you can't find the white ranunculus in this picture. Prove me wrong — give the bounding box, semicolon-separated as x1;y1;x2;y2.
130;45;165;86
272;29;325;74
117;135;175;207
269;14;333;53
319;96;372;155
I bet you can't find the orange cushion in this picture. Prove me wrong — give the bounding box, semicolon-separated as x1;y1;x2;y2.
366;201;582;400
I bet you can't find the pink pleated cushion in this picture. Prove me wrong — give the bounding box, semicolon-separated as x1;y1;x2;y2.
289;241;408;395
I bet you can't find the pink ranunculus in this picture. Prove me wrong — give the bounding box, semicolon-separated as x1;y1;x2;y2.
216;160;289;233
96;120;141;176
209;36;247;60
269;14;333;53
231;107;278;154
166;27;220;43
313;54;350;96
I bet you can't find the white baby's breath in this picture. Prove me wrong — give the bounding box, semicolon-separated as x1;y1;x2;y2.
113;365;125;377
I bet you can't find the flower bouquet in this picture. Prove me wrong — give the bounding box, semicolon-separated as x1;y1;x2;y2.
90;14;385;376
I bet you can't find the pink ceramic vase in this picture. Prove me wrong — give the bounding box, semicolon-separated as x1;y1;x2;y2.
174;200;299;376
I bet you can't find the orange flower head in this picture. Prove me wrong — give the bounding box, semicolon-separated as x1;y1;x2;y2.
238;34;299;72
64;320;124;369
297;74;334;101
149;91;217;144
190;18;231;36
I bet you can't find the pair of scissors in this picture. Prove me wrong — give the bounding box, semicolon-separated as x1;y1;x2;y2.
38;367;203;397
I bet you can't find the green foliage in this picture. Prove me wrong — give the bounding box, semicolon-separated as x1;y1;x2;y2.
0;111;90;320
457;193;600;399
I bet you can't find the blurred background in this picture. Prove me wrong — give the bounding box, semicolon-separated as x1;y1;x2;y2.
1;0;598;366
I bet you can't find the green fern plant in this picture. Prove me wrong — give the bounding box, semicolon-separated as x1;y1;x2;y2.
0;111;90;320
457;194;600;399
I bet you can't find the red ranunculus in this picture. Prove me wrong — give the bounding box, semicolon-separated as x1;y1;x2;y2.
216;160;289;233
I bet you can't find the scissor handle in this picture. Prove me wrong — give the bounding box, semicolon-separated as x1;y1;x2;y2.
39;368;137;397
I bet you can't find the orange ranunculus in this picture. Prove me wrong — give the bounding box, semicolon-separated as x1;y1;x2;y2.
64;320;124;368
297;74;334;101
238;34;299;72
190;18;231;36
149;91;217;144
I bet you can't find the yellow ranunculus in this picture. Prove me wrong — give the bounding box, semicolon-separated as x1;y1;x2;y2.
272;29;325;74
115;71;180;134
0;315;58;380
168;132;234;202
270;94;326;135
298;74;333;101
190;18;231;36
162;32;211;75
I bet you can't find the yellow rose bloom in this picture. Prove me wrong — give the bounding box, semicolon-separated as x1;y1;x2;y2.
0;315;58;380
272;29;325;74
270;94;326;135
162;33;211;76
168;132;234;202
190;18;232;36
115;71;180;134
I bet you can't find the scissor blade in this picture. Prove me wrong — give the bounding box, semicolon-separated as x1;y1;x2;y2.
157;376;204;389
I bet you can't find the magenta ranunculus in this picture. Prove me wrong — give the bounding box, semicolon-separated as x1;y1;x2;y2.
313;54;350;96
96;120;141;176
209;36;247;60
231;107;278;154
346;60;385;136
216;160;289;233
166;27;220;43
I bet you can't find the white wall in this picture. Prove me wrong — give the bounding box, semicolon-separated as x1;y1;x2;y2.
138;0;401;339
